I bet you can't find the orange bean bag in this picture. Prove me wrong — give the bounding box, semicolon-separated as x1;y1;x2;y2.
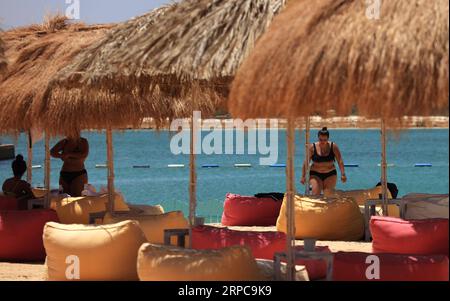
0;209;59;261
370;216;449;255
221;193;282;226
333;252;449;281
192;225;285;260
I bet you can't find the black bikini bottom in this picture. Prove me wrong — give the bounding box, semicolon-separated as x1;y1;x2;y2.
60;169;87;185
310;169;337;182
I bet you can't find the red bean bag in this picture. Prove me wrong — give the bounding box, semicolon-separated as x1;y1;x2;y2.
288;246;331;280
333;252;449;281
0;195;19;210
0;209;59;262
370;216;449;255
192;225;285;260
221;193;282;226
192;225;329;280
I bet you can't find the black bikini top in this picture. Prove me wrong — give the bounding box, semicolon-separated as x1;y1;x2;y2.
312;142;335;163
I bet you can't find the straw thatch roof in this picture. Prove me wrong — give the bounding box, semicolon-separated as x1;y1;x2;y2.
40;0;286;136
229;0;449;119
0;16;112;135
0;36;6;77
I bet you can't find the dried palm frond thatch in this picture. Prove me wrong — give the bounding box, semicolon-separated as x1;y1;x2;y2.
0;15;113;135
39;0;286;136
229;0;449;120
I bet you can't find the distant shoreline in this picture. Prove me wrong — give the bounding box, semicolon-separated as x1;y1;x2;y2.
136;116;449;130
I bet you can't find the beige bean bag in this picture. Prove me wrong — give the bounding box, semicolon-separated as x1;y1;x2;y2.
325;187;399;217
51;193;129;224
402;193;449;220
137;244;264;281
103;211;189;245
277;195;364;241
43;220;146;281
127;204;164;215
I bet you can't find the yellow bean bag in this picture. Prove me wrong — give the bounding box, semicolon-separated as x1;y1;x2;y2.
325;187;399;217
324;186;392;206
137;243;264;281
51;194;129;224
43;220;146;281
103;211;189;245
276;195;364;241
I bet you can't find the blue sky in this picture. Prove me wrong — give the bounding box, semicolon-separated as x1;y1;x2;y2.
0;0;172;29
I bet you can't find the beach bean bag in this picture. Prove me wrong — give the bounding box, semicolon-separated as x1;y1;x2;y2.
137;243;264;281
293;246;331;281
370;216;449;255
221;193;282;226
51;193;129;224
0;209;59;262
276;195;364;241
402;194;449;220
128;204;164;215
0;195;19;210
325;187;399;217
103;211;189;245
43;220;146;281
333;252;449;281
192;225;286;260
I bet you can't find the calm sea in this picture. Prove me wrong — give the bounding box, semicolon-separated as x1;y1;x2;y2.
1;129;448;221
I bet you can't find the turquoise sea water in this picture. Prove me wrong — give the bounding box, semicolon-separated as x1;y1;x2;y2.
1;129;448;221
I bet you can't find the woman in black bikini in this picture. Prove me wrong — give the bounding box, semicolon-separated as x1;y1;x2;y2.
2;154;35;206
50;133;89;197
300;127;346;195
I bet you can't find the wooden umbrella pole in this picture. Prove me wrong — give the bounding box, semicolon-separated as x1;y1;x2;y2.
106;128;115;214
27;131;33;184
44;132;50;208
304;117;311;195
381;119;389;215
188;113;197;248
285;118;296;281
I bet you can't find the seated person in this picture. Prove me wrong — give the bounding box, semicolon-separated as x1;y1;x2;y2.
2;154;35;205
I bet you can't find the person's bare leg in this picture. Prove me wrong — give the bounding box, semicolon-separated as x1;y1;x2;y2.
309;176;323;195
59;177;70;194
70;173;88;197
323;175;337;192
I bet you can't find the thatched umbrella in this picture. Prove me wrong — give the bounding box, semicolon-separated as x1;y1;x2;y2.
40;0;286;239
0;36;7;77
0;15;112;204
229;0;449;280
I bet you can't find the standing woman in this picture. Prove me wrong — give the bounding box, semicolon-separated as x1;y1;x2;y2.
301;127;346;195
50;133;89;197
